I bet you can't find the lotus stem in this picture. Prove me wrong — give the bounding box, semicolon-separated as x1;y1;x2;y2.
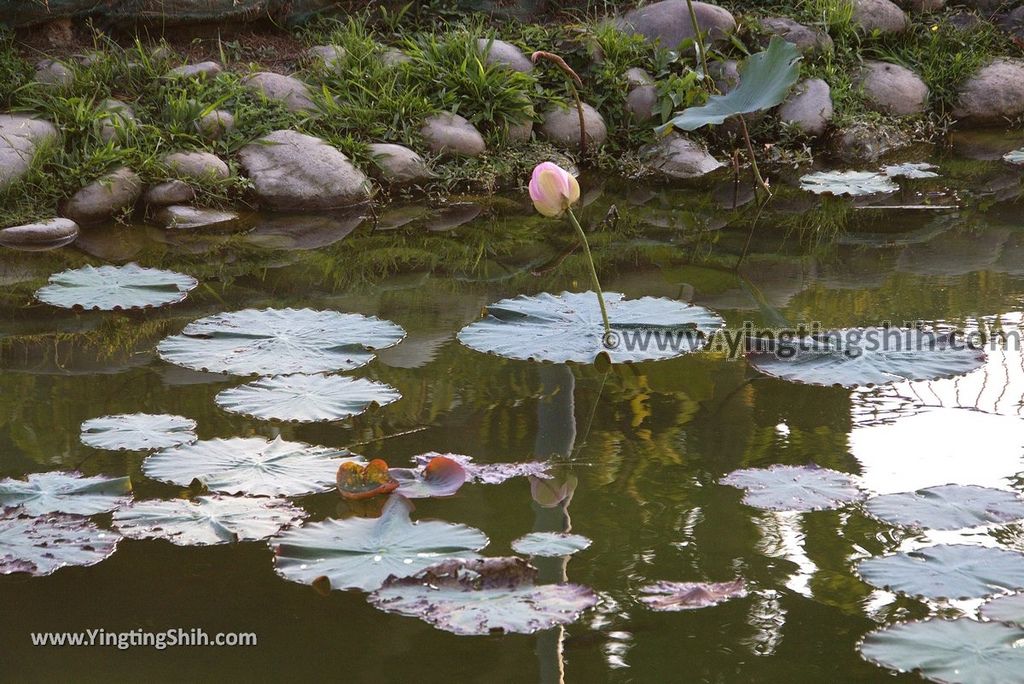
532;51;587;154
684;0;711;88
565;207;611;337
738;115;772;197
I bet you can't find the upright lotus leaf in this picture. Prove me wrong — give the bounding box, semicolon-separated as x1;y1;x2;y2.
0;471;132;516
798;171;899;196
882;162;939;179
720;465;864;512
1003;149;1024;165
860;618;1024;683
35;263;198;310
143;436;359;497
336;460;399;500
112;496;307;546
865;485;1024;531
511;532;592;557
664;37;801;131
981;593;1024;626
457;291;724;364
0;510;121;576
857;544;1024;600
215;373;401;423
157;308;406;376
412;453;554;485
390;456;468;499
80;414;198;452
368;556;599;636
639;579;748;611
273;495;489;592
747;328;986;388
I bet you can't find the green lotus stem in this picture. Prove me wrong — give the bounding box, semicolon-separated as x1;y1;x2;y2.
565;207;611;336
684;0;711;87
531;51;587;154
738;115;772;197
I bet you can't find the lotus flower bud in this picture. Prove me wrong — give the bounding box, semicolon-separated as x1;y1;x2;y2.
529;162;580;218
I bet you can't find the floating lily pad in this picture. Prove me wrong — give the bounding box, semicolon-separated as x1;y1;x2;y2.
336;460;399;500
412;453;554;484
35;263;198;310
143;436;358;496
720;465;864;512
157;308;406;376
390;456;468;499
0;510;121;576
215;373;400;423
1003;149;1024;165
273;495;488;592
80;413;198;452
865;485;1024;531
981;593;1024;626
882;162;939;179
0;471;132;516
860;618;1024;683
638;579;748;611
112;496;306;546
368;556;599;636
857;544;1024;600
747;328;986;388
457;291;724;364
511;532;592;557
799;171;898;196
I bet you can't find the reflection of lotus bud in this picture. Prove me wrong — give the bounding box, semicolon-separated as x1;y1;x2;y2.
530;473;578;508
529;162;580;218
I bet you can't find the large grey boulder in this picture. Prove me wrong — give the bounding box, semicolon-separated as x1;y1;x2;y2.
420;113;486;157
97;99;136;143
367;143;432;184
778;78;833;136
953;59;1024;125
0;218;79;250
539;103;608;150
710;60;741;93
63;167;142;224
143;180;194;206
196;110;235;140
627;85;658;122
851;0;909;34
238;130;370;210
506;118;534;144
759;17;833;54
155;205;244;231
165;61;222;79
34;59;73;86
858;61;929;116
241;72;317;113
618;0;736;47
162;151;230;181
0;115;58;190
642;134;724;179
476;38;533;72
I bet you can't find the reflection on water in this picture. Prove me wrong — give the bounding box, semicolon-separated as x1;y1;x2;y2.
2;151;1024;681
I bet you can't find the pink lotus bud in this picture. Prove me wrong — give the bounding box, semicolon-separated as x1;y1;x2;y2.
528;162;580;218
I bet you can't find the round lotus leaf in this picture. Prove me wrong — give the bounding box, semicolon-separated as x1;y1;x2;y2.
112;496;306;546
457;291;724;364
882;162;939;179
511;532;592;557
157;308;406;376
860;618;1024;683
865;485;1024;531
799;170;898;196
981;593;1024;627
857;544;1024;600
143;436;359;496
36;263;198;310
215;373;400;422
639;579;748;611
0;511;121;576
0;471;132;516
80;413;197;451
720;465;864;512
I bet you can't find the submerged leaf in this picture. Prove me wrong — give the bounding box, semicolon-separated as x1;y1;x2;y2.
639;579;748;611
511;532;592;557
368;556;599;636
215;373;401;423
390;456;468;499
865;485;1024;531
80;413;197;452
720;465;864;512
857;544;1024;600
273;495;488;592
336;460;399;500
0;471;132;516
798;171;899;196
981;593;1024;626
0;510;121;576
35;263;198;310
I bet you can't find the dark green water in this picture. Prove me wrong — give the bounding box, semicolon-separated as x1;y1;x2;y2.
3;135;1024;682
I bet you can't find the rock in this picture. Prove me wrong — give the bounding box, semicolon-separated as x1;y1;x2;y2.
63;167;142;224
0;115;58;190
162;151;230;181
420;113;486;157
758;17;833;54
998;7;1024;41
305;45;346;70
0;218;79;251
476;38;533;72
381;48;412;67
97;99;136;143
238;130;370;210
538;103;608;150
710;60;741;93
851;0;909;34
642;134;724;179
831;121;908;162
618;0;736;47
627;85;658;122
34;59;73;86
903;0;945;10
196;110;235;140
154;205;243;231
953;59;1024;125
858;61;929;115
241;72;317;113
165;61;222;79
778;78;833;136
625;67;654;88
506;118;534;143
143;180;195;206
367;143;432;184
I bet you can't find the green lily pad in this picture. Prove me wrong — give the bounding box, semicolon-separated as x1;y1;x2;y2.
0;510;121;576
981;593;1024;626
865;485;1024;531
720;465;864;512
857;544;1024;600
882;162;939;179
215;373;401;423
80;413;197;452
35;263;198;310
511;532;592;557
412;453;554;485
1003;149;1024;165
0;471;132;516
799;171;899;196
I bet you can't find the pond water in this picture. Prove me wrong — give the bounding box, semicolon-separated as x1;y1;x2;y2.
3;134;1024;681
